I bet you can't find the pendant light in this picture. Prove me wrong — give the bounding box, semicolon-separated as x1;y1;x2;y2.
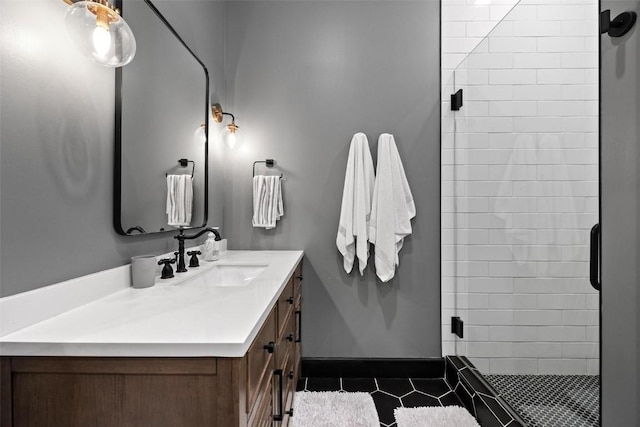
63;0;136;67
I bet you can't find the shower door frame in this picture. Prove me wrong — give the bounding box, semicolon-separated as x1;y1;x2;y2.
600;1;640;425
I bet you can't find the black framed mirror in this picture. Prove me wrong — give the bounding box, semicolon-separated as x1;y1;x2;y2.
114;0;209;235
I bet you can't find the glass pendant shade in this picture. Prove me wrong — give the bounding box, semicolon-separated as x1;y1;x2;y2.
194;125;207;145
223;122;242;149
64;1;136;67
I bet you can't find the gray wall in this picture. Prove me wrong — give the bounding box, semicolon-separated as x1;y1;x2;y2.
0;0;226;297
600;1;640;425
223;1;441;358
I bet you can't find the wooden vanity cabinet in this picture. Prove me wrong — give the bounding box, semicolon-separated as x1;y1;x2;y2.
0;259;303;427
270;261;302;427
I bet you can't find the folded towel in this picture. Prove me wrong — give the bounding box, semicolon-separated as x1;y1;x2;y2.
369;133;415;282
253;175;284;229
166;174;193;227
336;133;376;275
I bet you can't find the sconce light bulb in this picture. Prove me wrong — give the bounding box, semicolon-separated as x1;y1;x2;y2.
194;125;207;145
92;22;111;58
226;132;237;149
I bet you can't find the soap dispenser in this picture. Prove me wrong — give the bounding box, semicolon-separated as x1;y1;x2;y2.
203;232;219;262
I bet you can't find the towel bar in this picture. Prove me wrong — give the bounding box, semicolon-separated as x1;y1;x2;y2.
253;159;282;178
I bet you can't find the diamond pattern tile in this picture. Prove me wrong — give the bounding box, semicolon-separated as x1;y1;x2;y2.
486;375;600;427
297;377;461;427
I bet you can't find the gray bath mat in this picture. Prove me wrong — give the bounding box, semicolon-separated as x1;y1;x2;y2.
291;391;379;427
394;406;480;427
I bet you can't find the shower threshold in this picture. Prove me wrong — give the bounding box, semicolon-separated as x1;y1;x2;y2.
485;374;600;427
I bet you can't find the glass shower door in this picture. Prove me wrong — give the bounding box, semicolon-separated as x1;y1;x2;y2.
447;1;600;425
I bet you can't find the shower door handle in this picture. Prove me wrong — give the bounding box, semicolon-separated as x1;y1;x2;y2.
590;223;601;291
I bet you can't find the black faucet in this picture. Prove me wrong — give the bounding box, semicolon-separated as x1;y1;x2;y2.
174;227;221;273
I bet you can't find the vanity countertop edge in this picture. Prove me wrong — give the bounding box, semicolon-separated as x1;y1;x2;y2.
0;250;304;358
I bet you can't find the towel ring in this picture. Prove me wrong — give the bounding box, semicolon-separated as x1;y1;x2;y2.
166;158;195;178
253;158;282;178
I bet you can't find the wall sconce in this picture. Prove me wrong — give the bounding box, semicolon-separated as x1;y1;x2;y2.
62;0;136;67
212;103;242;149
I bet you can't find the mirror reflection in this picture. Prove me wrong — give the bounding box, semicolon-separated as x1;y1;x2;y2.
115;0;209;235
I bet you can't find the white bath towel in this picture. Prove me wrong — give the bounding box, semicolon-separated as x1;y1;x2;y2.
369;133;415;282
252;175;284;229
166;174;193;227
336;133;376;275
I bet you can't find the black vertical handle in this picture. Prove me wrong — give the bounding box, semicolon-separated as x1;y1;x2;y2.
273;369;284;421
590;223;601;291
295;310;302;343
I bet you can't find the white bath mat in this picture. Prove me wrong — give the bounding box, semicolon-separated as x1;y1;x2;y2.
291;391;379;427
394;406;480;427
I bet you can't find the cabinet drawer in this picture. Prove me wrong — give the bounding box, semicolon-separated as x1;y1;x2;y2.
277;278;295;337
247;309;276;413
282;354;296;427
294;301;302;379
284;352;296;403
294;262;303;301
276;310;295;370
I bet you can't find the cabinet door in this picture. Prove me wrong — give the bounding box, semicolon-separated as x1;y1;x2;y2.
247;310;277;413
273;357;295;427
248;372;273;427
293;260;303;381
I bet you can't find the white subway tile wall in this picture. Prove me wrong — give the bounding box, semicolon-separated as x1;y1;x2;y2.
441;0;599;375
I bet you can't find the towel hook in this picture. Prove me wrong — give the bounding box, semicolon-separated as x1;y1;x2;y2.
166;158;195;178
253;158;282;178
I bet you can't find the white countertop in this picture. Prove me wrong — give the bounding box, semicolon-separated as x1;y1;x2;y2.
0;251;303;358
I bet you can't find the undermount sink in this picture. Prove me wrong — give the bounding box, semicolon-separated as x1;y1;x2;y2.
206;264;268;287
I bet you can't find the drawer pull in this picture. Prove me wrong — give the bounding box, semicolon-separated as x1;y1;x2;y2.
296;275;303;281
273;369;284;421
288;370;294;380
286;296;294;304
286;333;294;342
286;408;294;417
295;310;302;343
264;341;275;354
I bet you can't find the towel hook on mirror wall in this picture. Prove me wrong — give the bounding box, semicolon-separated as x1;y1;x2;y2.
166;158;195;178
253;159;283;178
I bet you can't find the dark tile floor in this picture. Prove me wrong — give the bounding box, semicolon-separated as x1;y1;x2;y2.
296;377;463;427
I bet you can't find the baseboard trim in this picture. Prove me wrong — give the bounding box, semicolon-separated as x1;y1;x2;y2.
301;357;445;378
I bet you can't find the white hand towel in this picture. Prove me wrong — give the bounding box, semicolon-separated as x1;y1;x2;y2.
253;175;284;229
166;174;193;227
253;175;266;226
336;133;376;275
369;133;415;282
